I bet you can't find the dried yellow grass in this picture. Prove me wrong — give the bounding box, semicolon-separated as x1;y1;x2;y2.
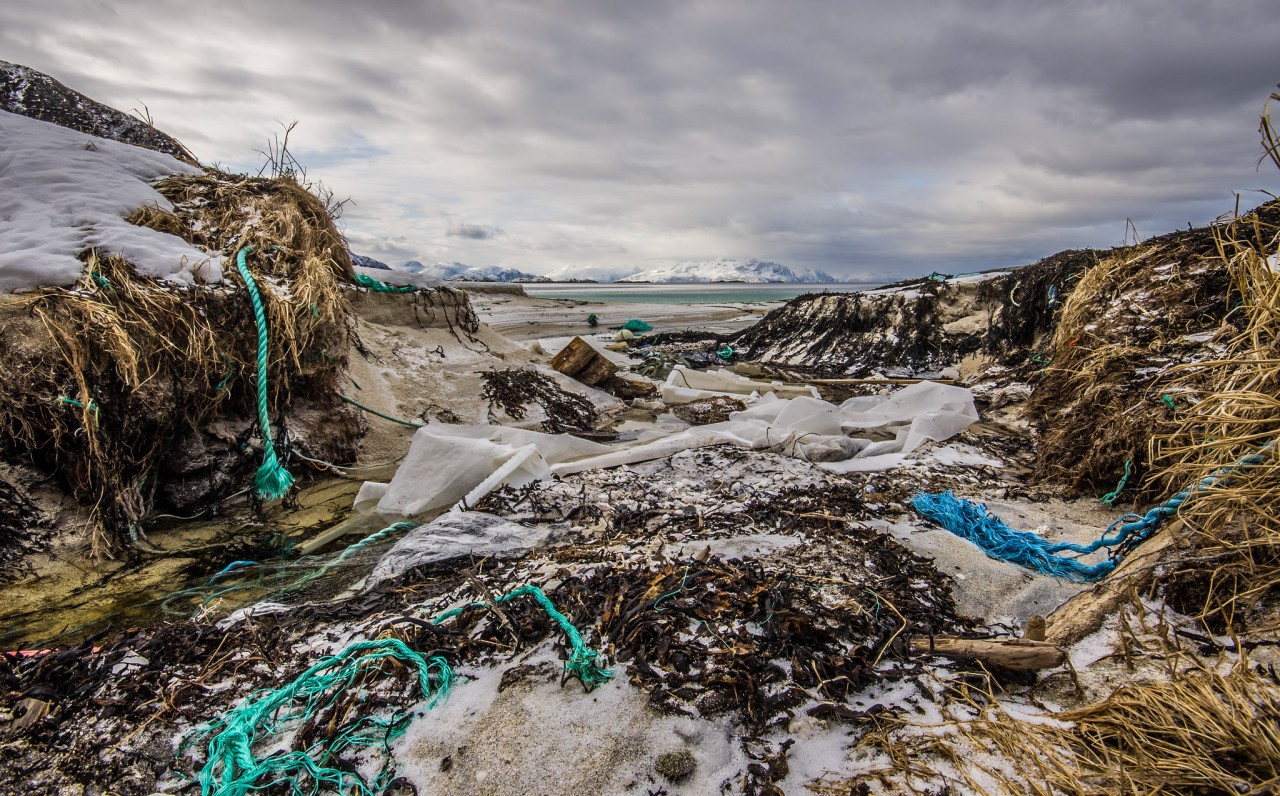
1147;205;1280;628
0;170;355;554
1029;230;1226;496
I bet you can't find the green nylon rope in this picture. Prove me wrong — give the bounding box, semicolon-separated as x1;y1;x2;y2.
353;272;417;293
186;583;609;794
235;246;295;501
433;584;614;688
290;521;418;589
1100;459;1132;506
183;638;452;796
339;394;424;428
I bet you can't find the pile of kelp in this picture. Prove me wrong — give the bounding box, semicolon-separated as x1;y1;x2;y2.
479;366;600;432
0;470;970;794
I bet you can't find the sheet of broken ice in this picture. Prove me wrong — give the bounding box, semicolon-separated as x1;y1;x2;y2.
362;512;550;590
0;109;217;292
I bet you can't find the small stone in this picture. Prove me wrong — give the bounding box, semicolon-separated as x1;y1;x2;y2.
655;749;696;782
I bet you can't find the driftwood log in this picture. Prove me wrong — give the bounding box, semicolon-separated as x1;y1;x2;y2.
551;336;618;386
1044;523;1181;647
910;636;1067;670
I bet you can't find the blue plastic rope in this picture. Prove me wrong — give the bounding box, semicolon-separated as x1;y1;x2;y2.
913;442;1274;582
208;560;258;584
234;246;294;501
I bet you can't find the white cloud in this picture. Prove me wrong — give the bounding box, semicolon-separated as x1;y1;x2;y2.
2;0;1276;279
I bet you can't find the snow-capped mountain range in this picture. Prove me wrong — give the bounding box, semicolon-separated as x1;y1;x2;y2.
388;257;837;283
398;261;542;282
618;258;835;283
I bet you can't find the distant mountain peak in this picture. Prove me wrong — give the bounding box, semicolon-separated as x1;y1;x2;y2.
619;257;835;283
0;60;197;164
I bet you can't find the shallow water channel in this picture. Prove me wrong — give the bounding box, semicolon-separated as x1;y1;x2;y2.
0;470;410;650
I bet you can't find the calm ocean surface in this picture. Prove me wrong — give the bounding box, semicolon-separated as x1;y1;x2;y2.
522;282;885;304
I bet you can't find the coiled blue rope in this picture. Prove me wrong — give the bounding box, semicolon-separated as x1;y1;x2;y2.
913;442;1275;582
234;245;294;501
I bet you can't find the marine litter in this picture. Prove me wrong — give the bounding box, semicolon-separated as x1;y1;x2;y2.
4;130;1280;796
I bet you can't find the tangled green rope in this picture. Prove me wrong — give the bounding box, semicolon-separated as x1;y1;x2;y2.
433;584;613;689
1100;459;1132;506
184;638;452;796
235;245;294;501
353;272;417;293
290;521;418;589
186;578;608;794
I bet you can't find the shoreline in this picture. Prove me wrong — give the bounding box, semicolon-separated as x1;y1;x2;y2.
473;290;779;342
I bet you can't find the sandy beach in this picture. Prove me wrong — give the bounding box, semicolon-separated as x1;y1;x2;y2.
461;284;779;342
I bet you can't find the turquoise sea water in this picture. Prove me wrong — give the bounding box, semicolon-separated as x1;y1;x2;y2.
522;282;884;304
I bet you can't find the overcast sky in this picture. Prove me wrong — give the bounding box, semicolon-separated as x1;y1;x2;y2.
3;1;1278;280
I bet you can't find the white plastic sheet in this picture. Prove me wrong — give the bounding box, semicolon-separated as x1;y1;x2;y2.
364;512;550;590
355;425;615;518
660;367;821;405
553;380;980;476
361;383;982;511
358;430;542;518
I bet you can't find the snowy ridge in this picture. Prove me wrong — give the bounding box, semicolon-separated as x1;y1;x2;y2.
351;253;390;270
618;257;836;283
0;109;214;293
0;60;195;163
398;260;541;282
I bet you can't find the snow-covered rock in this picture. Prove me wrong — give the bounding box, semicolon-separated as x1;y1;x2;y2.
351;253;390;270
0;109;215;293
618;257;836;283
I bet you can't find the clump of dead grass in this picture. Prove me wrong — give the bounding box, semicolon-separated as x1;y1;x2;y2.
962;662;1280;795
1028;222;1230;498
817;657;1280;795
0;170;357;554
1146;202;1280;629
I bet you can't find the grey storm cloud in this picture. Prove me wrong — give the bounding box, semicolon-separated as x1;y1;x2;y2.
1;0;1278;279
446;223;504;240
